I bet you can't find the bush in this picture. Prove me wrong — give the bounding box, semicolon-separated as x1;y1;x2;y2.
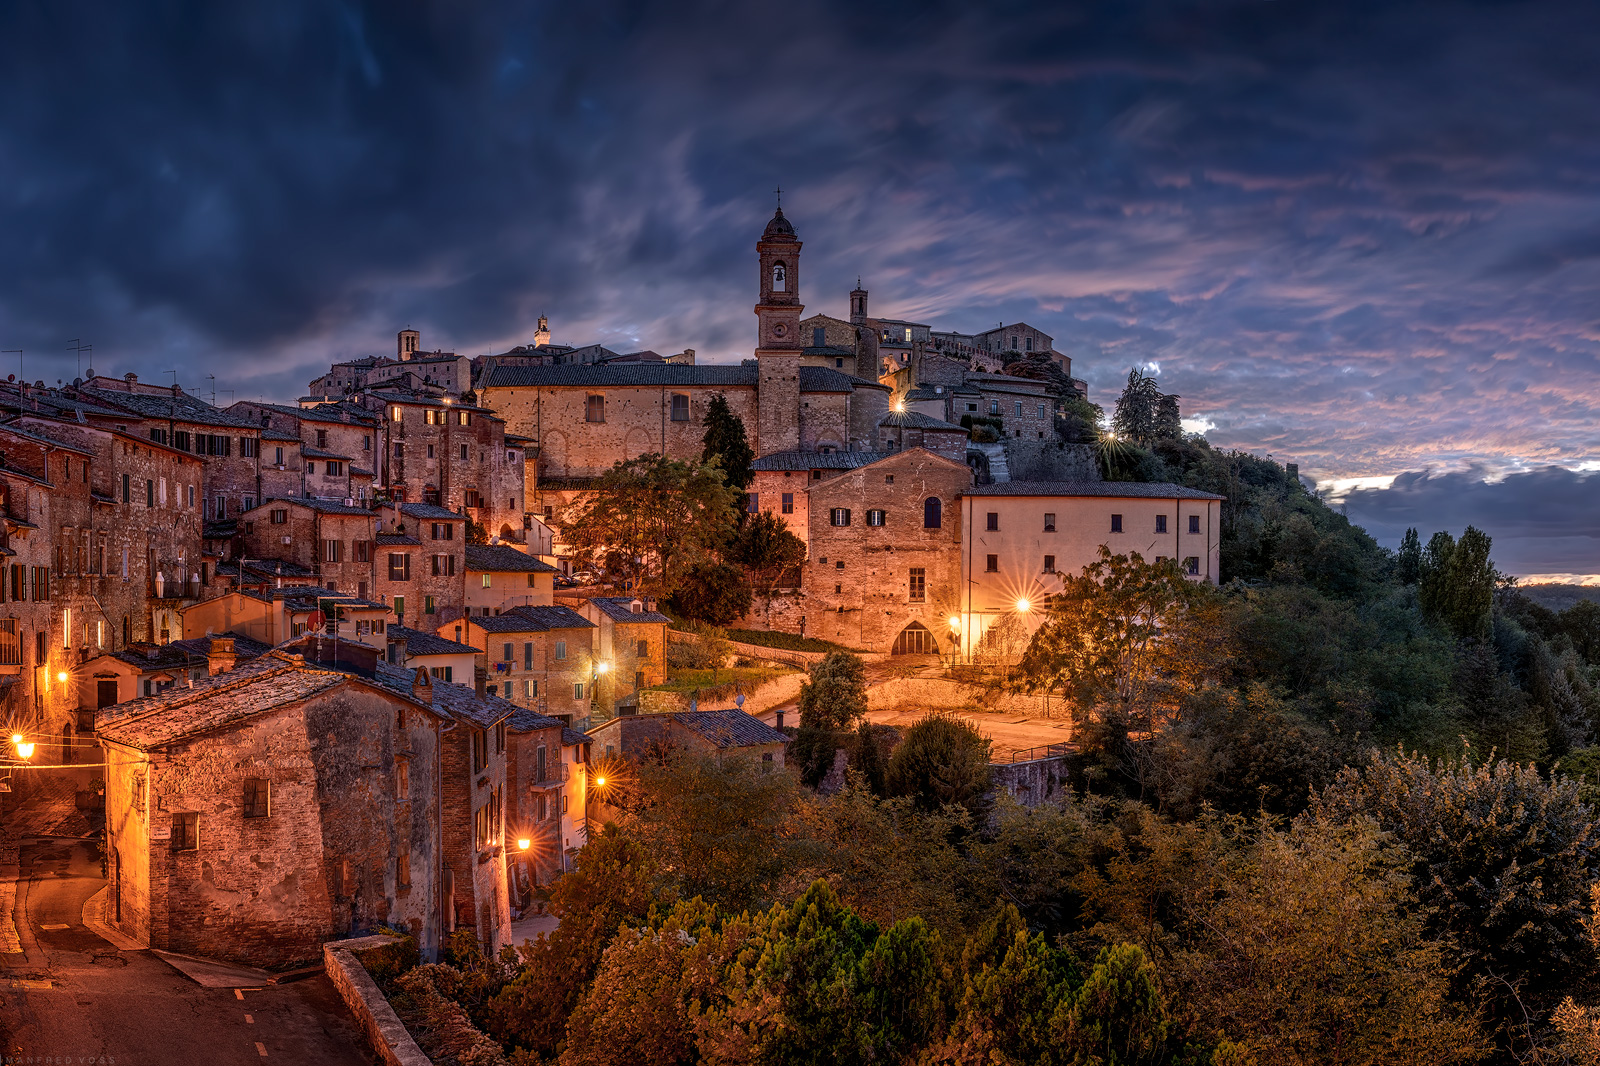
666;561;751;625
1306;747;1600;989
726;628;860;654
885;713;993;813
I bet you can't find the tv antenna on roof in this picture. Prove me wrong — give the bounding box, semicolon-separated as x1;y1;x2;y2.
66;339;92;381
1;350;19;386
207;374;215;404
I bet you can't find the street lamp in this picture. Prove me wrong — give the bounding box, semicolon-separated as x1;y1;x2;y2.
56;671;68;684
516;836;531;852
11;733;34;760
1015;597;1032;614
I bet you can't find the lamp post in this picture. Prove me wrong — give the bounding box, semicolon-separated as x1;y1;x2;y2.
584;770;608;843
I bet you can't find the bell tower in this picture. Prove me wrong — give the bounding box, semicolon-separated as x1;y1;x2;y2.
755;199;804;454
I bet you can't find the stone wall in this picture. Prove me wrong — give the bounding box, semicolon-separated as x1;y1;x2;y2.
1003;440;1099;482
323;935;432;1066
990;754;1073;808
865;677;1055;717
639;669;804;717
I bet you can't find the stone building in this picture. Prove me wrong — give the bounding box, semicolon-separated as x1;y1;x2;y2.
69;634;271;732
749;448;973;653
237;499;379;599
373;503;468;627
452;605;597;724
366;392;525;542
387;626;478;685
96;640;516;968
955;481;1225;660
229;400;381;505
562;596;671;711
504;709;590;888
78;375;298;521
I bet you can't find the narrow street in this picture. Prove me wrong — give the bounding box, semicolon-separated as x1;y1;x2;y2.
0;771;375;1065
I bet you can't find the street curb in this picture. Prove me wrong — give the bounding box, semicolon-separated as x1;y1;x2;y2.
80;886;144;951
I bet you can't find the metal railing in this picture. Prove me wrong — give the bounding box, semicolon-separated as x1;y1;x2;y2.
1004;743;1073;764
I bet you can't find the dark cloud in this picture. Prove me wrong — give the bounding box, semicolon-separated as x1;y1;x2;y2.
2;1;1600;566
1339;467;1600;581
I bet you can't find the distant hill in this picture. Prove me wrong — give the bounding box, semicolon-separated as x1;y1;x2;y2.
1517;584;1600;612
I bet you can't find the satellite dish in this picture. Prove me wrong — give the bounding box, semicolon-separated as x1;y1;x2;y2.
308;610;327;631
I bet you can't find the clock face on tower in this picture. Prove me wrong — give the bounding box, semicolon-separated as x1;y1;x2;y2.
773;323;786;338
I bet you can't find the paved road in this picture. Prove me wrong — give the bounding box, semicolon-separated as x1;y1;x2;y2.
1;782;375;1065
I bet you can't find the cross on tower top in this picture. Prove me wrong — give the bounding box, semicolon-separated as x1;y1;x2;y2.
775;184;782;209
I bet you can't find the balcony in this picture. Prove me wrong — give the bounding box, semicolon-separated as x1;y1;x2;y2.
528;763;569;789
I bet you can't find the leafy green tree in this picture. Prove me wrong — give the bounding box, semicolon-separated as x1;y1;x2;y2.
1307;747;1600;991
487;826;658;1058
622;751;809;913
1396;527;1422;585
851;719;889;796
558;452;739;597
1418;527;1496;639
1111;368;1180;446
884;713;993;813
702;392;755;491
729;511;807;624
1562;599;1600;664
1016;548;1226;793
667;560;753;625
1163;819;1484;1066
795;651;870;786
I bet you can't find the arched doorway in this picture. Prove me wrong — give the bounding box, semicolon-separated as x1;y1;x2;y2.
891;621;938;655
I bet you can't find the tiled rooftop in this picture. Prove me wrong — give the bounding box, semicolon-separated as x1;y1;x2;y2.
482;364;758;389
389;625;479;656
751;450;897;472
472;605;595;633
466;544;556;573
588;597;672;623
966;480;1225;500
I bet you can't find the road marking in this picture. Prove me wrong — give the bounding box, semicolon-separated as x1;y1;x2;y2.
245;1014;254;1023
255;1041;267;1057
235;988;245;1000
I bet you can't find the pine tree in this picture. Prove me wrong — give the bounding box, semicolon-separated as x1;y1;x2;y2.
702;392;755;490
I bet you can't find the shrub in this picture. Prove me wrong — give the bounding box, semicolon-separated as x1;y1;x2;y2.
884;713;993;813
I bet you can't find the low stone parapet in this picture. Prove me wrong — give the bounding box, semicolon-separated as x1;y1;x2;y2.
323;934;431;1066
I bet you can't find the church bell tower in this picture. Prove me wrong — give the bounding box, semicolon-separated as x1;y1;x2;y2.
755;200;804;455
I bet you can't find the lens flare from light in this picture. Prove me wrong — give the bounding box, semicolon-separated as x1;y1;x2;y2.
517;838;531;851
15;742;34;759
1015;598;1032;613
946;615;961;631
595;776;607;787
56;671;68;683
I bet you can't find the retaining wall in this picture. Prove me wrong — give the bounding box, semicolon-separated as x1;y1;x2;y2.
991;755;1073;808
323;935;431;1066
867;677;1055;716
639;671;806;716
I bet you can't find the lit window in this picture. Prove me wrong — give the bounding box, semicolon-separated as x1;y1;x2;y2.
866;509;886;526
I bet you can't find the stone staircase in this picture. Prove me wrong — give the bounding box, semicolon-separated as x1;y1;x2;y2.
976;441;1010;483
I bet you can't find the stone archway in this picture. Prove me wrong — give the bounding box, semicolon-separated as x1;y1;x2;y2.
891;620;939;655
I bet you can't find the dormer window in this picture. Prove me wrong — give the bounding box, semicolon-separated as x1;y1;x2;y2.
630;599;643;614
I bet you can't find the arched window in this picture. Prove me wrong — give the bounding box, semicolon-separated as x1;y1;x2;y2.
771;261;787;292
923;497;942;529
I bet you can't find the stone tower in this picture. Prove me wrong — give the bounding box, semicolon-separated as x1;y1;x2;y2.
849;279;869;324
398;328;420;361
755;205;804;454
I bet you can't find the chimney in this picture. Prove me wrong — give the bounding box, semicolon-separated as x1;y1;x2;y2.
388;634;408;665
124;372;137;391
412;666;432;701
207;638;239;675
475;667;487;699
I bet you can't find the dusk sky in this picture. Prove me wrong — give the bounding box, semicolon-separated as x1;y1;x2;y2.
2;2;1598;580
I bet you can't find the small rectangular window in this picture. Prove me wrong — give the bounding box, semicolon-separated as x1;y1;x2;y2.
242;778;270;818
503;642;514;662
555;640;567;660
636;639;649;658
389;554;411;581
1043;513;1055;532
424;595;436;615
1188;515;1201;535
396;757;410;799
472;729;488;773
908;568;926;602
574;682;585;700
670;393;690;421
524;642;533;669
985;554;999;573
781;492;794;514
746;493;759;514
1014;401;1023;417
1110;514;1123;533
986;512;999;531
172;812;199;850
1044;555;1056;573
867;509;886;526
1155;515;1168;534
1185;556;1200;576
586;394;605;422
271;509;288;524
830;508;851;527
397;852;411;889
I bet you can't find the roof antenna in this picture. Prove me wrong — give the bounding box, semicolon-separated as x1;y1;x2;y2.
67;339;91;381
1;350;19;389
207;374;215;405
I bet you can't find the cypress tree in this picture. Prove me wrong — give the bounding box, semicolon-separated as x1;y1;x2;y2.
701;393;754;490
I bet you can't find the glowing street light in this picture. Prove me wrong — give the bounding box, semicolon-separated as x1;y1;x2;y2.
595;775;607;788
11;733;34;760
516;837;531;852
946;615;961;631
1015;597;1032;614
595;661;609;676
56;671;68;684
